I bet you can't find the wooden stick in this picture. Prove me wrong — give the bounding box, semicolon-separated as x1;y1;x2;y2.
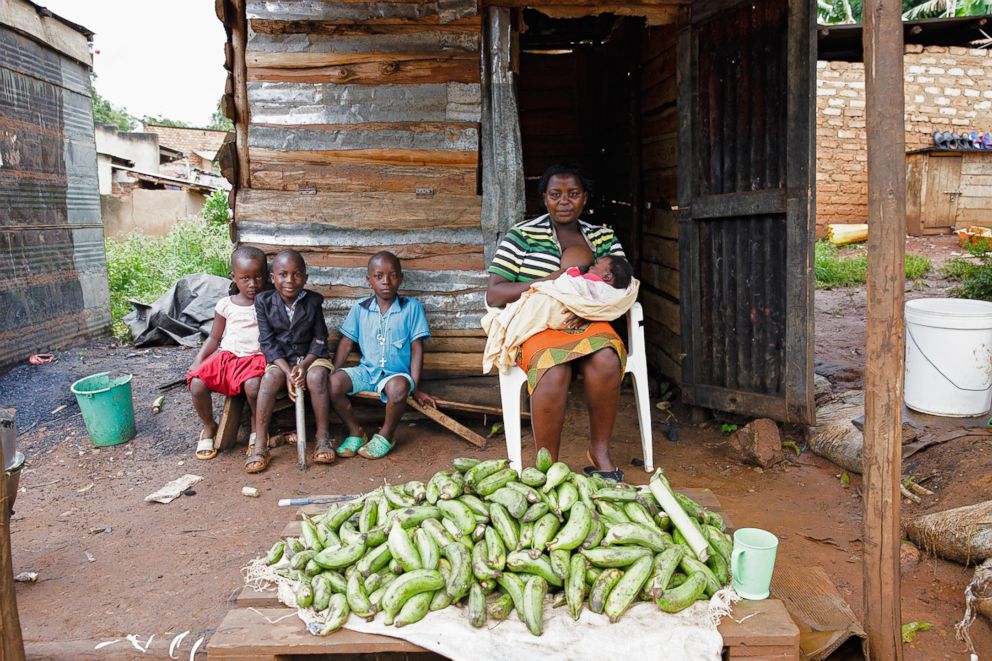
862;1;906;658
406;398;487;448
230;0;251;189
0;470;26;661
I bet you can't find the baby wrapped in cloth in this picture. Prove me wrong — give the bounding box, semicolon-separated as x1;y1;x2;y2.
482;254;640;374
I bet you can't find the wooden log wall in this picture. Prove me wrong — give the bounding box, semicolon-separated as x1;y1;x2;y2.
219;0;487;377
639;24;681;383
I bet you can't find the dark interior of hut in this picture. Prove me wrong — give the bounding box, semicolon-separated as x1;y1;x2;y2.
516;11;651;258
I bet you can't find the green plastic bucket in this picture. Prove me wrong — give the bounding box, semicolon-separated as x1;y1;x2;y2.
71;372;136;447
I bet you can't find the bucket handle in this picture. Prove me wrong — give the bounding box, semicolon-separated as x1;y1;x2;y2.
907;326;992;392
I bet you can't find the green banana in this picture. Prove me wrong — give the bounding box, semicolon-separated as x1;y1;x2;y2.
452;456;481;472
314;540;366;569
459;494;490;519
442;542;473;601
414;528;440;570
429;586;453;611
322;570;348;594
566;553;588;620
495;573;528;622
438;499;479;536
295;581;314;608
656;572;706;613
604;555;653;622
593;487;638;502
395;591;433;627
339;521;362;546
602;522;670;553
547;502;593;552
468;581;487;628
522;502;550;523
588;568;623;614
264;540;285;565
347;569;376;618
531;512;562;553
315;593;350;635
421;518;456;548
504;481;544;504
290;549;316;571
486;487;529;518
549;548;571;582
472;539;502;580
555;481;579;514
475;467;519;497
301;515;323;552
707;547;729;585
384;484;416;509
581;514;605;550
435;472;463;500
624;502;663;532
381;569;445;625
489;502;520;551
595;500;632;526
704;525;732;563
542;462;571;493
520;466;547;487
312;573;332;611
572;473;595;510
580;546;652;568
703;510;726;531
647;545;686;599
486;592;514;620
465;459;509;487
316;522;341;550
324;500;364;531
404;480;427;503
679;555;722;597
523;576;548;636
359;492;379;534
519;521;535;549
388;520;423;572
535;447;554;472
304;558;322;577
355;541;391;577
506;551;563;587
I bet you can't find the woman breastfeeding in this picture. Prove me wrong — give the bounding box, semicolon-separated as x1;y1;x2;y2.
486;164;628;480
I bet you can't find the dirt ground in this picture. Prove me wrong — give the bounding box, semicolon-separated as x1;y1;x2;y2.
3;235;991;660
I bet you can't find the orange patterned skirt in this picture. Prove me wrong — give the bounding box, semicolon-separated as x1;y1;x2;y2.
516;322;626;393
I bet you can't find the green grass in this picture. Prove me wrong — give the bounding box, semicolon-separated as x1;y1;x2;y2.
941;241;992;301
105;217;232;340
814;241;932;288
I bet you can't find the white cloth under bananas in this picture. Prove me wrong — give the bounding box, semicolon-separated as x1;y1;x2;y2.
481;275;640;374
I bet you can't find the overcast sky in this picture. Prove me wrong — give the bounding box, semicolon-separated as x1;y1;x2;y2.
37;1;228;127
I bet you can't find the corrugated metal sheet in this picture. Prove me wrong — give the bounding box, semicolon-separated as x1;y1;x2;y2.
0;25;109;370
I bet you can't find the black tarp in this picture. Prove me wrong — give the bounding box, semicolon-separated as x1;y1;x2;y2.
125;274;231;347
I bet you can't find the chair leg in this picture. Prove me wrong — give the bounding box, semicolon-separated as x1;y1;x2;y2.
630;368;654;473
500;375;524;473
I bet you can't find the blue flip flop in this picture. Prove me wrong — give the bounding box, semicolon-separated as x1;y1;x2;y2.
336;435;367;458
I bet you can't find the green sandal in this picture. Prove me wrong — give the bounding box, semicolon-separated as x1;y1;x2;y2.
358;433;394;459
336;435;367;458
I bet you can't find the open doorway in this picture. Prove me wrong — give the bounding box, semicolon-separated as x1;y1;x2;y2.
516;11;647;259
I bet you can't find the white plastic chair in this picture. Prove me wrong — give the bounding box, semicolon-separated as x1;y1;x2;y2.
498;302;654;473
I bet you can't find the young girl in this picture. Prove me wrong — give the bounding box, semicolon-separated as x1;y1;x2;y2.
187;246;269;459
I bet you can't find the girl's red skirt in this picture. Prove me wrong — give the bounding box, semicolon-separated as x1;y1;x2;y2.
186;350;267;396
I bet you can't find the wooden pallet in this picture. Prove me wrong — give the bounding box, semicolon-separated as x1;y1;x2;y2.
208;489;800;661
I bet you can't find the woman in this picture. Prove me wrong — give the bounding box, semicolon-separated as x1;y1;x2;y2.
486;164;628;480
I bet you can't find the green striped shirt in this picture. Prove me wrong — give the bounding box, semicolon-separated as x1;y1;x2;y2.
488;214;626;282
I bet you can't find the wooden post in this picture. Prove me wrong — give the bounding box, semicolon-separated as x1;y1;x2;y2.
861;1;905;658
0;470;25;661
230;0;251;189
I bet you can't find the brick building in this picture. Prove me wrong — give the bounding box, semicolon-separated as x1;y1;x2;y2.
816;17;992;234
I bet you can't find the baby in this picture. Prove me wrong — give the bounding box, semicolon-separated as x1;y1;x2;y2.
482;250;638;373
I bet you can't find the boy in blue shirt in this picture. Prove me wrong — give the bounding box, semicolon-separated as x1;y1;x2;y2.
329;251;436;459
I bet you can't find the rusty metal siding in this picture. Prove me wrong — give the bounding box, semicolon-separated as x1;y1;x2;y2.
0;25;109;371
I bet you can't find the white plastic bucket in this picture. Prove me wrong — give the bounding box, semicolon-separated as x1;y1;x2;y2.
905;298;992;416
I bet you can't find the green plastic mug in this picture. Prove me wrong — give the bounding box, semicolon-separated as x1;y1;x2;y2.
731;528;778;600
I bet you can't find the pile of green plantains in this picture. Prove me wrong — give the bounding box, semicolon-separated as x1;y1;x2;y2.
260;449;733;636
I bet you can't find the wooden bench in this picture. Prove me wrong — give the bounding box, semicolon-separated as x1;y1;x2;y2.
207;489;800;660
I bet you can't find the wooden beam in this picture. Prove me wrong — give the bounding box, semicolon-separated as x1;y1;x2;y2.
0;470;25;661
352;391;487;447
861;0;906;658
230;0;251;188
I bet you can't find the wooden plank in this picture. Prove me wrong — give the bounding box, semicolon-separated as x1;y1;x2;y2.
481;2;684;26
236;189;481;228
692;189;787;219
720;600;800;650
644;317;681;365
250;161;478;195
247;0;444;22
216;394;247;452
0;469;25;661
248;52;479;70
642;262;679;299
861;0;906;656
249;16;481;34
249;123;479;152
642;235;679;267
643;207;678;239
642;131;678;170
248;82;481;124
642;289;680;335
231;0;251;188
249;146;477;167
243;243;486;271
641;73;677;114
246;27;479;56
904;154;924;236
642;166;678;202
248;56;480;85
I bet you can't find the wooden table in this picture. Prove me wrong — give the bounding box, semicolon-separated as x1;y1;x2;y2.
207;489;800;660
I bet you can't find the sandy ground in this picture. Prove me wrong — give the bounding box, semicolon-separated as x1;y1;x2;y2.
3;235;991;659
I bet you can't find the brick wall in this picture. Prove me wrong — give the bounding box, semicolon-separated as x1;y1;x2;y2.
816;45;992;233
143;124;227;158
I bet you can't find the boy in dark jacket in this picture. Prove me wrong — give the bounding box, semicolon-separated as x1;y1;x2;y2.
250;250;334;473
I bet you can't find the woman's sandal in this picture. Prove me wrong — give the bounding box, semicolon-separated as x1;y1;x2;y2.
195;430;217;460
582;450;624;482
336;435;367;458
357;433;394;459
313;438;336;465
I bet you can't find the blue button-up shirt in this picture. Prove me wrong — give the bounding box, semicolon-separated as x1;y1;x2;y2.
340;296;430;381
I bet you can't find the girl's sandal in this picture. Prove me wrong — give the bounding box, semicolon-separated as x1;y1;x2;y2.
357;433;394;459
195;430;217;460
313;438;336;465
336;435;367;458
582;450;624;482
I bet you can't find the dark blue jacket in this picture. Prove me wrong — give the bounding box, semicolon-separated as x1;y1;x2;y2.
254;289;329;364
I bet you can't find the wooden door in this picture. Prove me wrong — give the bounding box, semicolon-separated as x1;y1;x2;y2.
922;152;961;232
676;0;815;424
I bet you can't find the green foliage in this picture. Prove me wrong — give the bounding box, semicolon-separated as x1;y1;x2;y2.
818;0;991;23
142;116;191;128
814;241;931;288
942;241;992;301
209;97;235;131
720;423;738;435
105;217;232;340
901;621;932;643
92;88;135;132
202;190;231;226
